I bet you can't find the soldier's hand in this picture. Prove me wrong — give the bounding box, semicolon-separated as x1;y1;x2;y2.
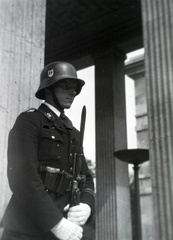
64;203;91;226
51;217;83;240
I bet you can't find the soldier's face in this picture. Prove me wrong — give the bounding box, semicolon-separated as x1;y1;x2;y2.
54;79;77;109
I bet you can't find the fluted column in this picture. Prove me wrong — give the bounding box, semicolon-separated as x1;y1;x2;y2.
141;0;173;239
0;0;46;221
94;48;132;240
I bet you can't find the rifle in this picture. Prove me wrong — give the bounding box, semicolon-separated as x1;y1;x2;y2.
70;106;86;207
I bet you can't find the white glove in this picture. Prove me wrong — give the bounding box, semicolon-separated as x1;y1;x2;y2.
51;217;83;240
64;203;91;226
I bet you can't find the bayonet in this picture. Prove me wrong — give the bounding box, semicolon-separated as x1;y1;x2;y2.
70;106;86;207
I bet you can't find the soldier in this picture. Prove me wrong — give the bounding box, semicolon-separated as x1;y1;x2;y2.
1;62;95;240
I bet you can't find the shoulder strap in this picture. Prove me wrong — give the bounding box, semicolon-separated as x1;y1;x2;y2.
26;108;37;112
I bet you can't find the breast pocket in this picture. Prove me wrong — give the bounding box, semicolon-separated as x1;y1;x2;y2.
39;126;63;163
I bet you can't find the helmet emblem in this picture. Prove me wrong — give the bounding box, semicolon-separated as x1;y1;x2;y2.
48;69;54;77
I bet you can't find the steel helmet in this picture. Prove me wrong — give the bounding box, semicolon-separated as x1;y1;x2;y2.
35;61;85;100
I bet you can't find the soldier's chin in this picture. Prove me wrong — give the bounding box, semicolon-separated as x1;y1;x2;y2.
63;103;72;109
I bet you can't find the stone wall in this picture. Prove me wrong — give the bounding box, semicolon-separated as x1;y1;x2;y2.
0;0;46;228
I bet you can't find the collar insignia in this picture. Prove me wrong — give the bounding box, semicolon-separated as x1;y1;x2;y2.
45;112;55;121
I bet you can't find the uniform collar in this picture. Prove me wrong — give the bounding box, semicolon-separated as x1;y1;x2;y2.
40;103;73;130
43;102;61;117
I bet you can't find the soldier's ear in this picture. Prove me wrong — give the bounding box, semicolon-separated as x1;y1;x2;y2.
44;88;52;101
45;87;51;94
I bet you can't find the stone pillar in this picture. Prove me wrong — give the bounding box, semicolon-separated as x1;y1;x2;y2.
94;48;132;240
126;54;155;240
141;0;173;239
0;0;46;221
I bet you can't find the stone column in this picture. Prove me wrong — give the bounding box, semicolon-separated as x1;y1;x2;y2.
0;0;46;221
125;54;155;240
94;48;132;240
141;0;173;239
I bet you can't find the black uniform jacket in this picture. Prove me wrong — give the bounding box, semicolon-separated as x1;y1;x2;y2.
1;104;95;236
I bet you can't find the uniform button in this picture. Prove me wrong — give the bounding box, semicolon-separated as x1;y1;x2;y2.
70;153;73;157
51;136;55;139
58;156;60;159
70;167;73;172
57;144;60;147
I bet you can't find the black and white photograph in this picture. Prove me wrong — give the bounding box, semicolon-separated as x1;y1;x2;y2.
0;1;173;240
